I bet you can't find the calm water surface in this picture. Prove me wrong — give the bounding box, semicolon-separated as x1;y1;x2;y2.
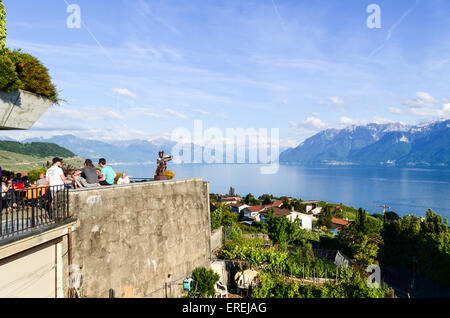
113;164;450;219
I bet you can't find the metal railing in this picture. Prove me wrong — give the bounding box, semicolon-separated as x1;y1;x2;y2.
1;185;70;241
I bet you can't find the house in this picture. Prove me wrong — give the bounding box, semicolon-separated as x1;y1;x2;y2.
303;201;323;215
242;205;267;221
230;203;250;214
331;218;350;232
242;200;284;221
218;195;241;205
259;207;314;231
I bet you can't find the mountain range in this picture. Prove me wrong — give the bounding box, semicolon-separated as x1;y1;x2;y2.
280;119;450;167
23;135;177;164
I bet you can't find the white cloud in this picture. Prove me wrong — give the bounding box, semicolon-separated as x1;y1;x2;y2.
166;108;188;119
104;110;123;120
301;117;327;131
216;113;228;119
388;107;402;114
339;116;356;126
330;96;344;106
144;112;166;119
112;88;137;99
403;92;436;108
288;121;299;129
192;108;210;116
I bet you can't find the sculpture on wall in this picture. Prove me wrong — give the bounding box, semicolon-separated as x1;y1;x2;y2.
154;151;173;181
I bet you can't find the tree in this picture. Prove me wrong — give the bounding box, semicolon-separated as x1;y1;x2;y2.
0;0;6;50
349;234;380;271
266;209;303;249
259;194;273;205
317;207;333;230
228;186;236;196
188;267;220;298
244;193;258;205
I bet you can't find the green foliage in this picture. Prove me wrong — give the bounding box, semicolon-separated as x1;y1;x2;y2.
188;267;220;298
8;50;59;103
219;239;336;279
210;206;223;232
0;44;59;103
251;272;323;298
384;211;400;222
0;0;6;50
317;207;333;230
244;193;259;205
380;209;450;286
114;172;121;185
265;208;304;249
0;50;21;91
228;186;235;196
0;140;75;158
252;269;387;298
27;168;48;183
259;194;274;205
210;204;237;231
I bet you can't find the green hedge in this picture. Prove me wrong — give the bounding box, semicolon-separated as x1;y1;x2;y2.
0;1;6;50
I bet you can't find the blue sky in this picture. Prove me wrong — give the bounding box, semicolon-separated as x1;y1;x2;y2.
2;0;450;146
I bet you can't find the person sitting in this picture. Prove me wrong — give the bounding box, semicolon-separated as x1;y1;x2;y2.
98;158;115;186
73;169;100;188
22;176;30;187
81;159;100;187
1;175;17;211
36;173;48;186
117;172;130;185
14;173;22;183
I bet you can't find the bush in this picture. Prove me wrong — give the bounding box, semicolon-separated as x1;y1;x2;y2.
0;0;6;50
8;50;59;103
27;168;48;183
0;52;21;92
188;267;220;298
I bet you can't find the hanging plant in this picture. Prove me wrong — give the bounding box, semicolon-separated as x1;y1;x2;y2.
0;0;6;50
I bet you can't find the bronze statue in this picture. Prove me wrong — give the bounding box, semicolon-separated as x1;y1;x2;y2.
154;151;173;180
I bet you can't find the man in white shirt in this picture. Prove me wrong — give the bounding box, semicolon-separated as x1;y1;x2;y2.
117;172;130;185
46;157;66;187
46;157;66;218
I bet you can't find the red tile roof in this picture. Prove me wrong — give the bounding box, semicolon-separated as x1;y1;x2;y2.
246;205;266;213
260;207;292;218
332;218;350;226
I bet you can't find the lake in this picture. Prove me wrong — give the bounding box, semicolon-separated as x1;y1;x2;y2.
112;164;450;219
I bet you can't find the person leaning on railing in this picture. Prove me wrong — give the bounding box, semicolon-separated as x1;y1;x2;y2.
1;175;17;211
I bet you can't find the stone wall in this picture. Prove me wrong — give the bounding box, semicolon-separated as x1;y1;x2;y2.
210;226;223;253
68;178;211;298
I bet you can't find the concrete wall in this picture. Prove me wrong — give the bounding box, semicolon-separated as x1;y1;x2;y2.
0;90;52;130
210;226;223;253
0;221;77;298
68;178;211;298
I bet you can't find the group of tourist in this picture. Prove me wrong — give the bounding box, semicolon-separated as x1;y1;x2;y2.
43;157;130;189
0;157;132;213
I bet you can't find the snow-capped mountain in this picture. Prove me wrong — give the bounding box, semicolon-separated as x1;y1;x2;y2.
280;119;450;167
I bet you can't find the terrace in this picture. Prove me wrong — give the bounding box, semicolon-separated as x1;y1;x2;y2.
0;185;72;244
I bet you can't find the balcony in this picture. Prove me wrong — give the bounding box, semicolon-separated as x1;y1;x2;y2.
1;185;72;244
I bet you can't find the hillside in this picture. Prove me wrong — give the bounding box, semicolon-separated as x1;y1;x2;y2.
280;119;450;167
0;140;75;158
0;150;84;171
24;135;176;164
